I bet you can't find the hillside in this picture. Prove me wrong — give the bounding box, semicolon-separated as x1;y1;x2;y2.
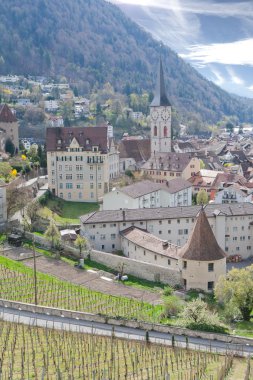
0;0;253;124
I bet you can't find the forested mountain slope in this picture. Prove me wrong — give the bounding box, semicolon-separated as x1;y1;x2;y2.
0;0;253;124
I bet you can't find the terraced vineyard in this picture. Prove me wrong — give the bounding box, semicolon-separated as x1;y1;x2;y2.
0;257;162;322
0;320;235;379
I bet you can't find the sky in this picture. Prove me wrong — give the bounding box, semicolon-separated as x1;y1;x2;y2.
112;0;253;97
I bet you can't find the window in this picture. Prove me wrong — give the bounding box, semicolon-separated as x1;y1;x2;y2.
140;222;143;225
184;229;188;234
168;230;171;234
208;263;214;272
154;255;157;260
233;237;237;241
90;192;94;198
159;220;162;225
76;165;83;171
208;281;214;291
66;174;72;180
112;244;115;249
247;246;251;250
77;174;83;180
98;183;102;190
78;192;82;199
76;184;83;189
66;183;73;189
183;261;187;269
59;192;63;198
111;234;116;240
159;231;162;235
183;279;187;288
143;250;146;256
90;166;93;170
101;245;105;250
164;126;167;137
178;229;183;235
168;220;171;224
90;183;94;189
90;174;94;180
168;259;171;265
177;219;180;224
59;183;63;189
68;192;71;200
154;126;157;136
100;234;106;240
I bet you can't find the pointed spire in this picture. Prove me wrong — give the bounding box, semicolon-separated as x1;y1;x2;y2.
150;57;171;107
179;207;226;261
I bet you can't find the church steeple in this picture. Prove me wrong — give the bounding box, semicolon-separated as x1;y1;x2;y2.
150;58;171;107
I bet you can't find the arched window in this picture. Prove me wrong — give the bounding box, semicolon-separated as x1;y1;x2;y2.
164;126;168;137
154;126;157;136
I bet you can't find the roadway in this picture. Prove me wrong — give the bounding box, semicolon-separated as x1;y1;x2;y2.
0;306;252;357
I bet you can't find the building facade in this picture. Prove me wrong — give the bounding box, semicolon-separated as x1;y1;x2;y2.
80;203;253;259
103;179;192;210
47;127;119;202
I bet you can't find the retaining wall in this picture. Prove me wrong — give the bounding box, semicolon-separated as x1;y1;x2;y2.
0;298;253;346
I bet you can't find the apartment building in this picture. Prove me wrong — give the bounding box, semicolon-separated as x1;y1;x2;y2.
47;127;119;202
80;203;253;259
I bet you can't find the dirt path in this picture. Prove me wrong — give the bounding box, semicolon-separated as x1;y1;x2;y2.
22;255;162;305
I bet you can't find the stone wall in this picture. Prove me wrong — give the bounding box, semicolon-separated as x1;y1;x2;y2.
89;249;182;286
22;231;181;285
1;298;253;346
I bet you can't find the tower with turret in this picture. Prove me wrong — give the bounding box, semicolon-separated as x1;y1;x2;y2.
150;59;172;155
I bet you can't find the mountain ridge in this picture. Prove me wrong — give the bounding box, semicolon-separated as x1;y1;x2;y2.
0;0;253;125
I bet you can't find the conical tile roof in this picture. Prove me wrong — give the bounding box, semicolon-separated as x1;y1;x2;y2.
179;207;226;261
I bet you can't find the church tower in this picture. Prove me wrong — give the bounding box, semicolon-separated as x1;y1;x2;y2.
150;58;172;155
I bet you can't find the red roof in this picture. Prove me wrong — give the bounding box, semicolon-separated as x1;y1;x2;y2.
0;104;17;123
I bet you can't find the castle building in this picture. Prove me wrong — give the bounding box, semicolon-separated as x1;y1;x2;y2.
46;126;119;202
150;59;172;155
0;104;19;152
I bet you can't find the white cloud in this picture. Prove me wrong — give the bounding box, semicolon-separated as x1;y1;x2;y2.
227;67;245;85
180;38;253;66
112;0;253;18
248;85;253;92
211;68;225;86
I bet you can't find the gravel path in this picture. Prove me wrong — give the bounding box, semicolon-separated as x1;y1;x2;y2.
22;255;162;305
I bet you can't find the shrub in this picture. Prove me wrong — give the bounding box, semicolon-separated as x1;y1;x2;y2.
180;299;227;333
163;286;174;297
162;295;184;318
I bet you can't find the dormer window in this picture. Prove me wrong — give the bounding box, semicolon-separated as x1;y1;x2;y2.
86;139;90;145
92;146;98;152
57;139;61;144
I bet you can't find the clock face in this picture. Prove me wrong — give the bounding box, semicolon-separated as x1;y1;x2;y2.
151;110;159;121
161;108;171;121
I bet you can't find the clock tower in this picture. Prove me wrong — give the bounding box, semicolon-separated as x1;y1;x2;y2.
150;58;172;155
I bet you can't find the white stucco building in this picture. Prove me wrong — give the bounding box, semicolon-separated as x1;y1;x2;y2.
80;203;253;259
214;184;252;204
102;179;192;210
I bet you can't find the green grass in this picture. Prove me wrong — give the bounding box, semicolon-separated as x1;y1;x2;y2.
39;197;99;224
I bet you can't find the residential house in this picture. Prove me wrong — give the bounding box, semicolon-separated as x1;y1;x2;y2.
118;138;150;172
141;152;200;183
214;183;253;204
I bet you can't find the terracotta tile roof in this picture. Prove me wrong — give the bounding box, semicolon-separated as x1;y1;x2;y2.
142;152;195;172
212;172;247;188
0;104;17;122
118;139;150;163
46;126;108;152
80;202;253;224
179;208;226;261
120;226;179;259
120;180;162;198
